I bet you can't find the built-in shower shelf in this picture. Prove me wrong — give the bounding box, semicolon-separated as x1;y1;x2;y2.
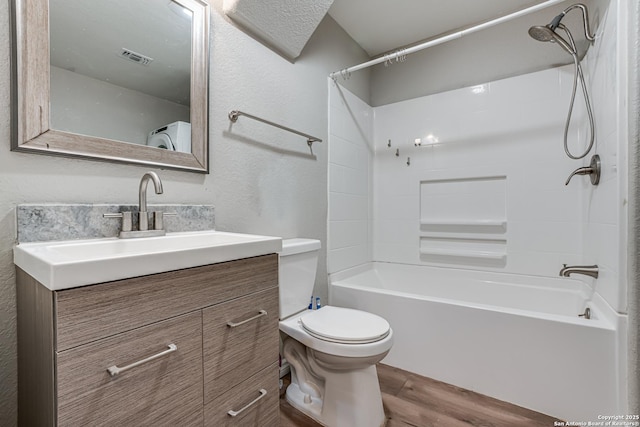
419;219;507;236
419;219;507;227
419;176;507;267
419;231;507;241
419;248;507;261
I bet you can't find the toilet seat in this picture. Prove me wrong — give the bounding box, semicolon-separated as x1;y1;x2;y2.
300;306;390;344
280;306;394;358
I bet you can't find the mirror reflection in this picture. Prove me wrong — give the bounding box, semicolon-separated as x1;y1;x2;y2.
49;0;193;153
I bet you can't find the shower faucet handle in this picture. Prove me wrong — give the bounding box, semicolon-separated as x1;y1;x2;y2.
565;167;594;185
565;154;600;186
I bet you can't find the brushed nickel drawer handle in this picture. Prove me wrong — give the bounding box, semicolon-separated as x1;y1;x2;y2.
227;388;268;417
107;344;177;377
226;310;267;328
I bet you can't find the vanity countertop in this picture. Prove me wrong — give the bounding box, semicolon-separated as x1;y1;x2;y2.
14;230;282;290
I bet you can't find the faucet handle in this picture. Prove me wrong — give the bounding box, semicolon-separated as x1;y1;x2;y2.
152;211;177;231
564;167;592;185
564;154;601;186
103;211;133;232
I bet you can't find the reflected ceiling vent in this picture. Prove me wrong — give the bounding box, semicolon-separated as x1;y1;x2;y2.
118;48;154;66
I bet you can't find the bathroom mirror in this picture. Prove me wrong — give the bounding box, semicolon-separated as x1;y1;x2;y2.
11;0;210;173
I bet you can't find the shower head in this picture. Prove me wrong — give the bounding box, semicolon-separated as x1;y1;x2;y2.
528;9;566;41
528;3;595;49
528;24;575;55
528;25;557;42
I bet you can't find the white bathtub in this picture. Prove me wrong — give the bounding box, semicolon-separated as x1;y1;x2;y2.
329;262;626;421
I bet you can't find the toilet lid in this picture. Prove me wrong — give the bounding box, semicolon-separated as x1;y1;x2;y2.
300;306;390;344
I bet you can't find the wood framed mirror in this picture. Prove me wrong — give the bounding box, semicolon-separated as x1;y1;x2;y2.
11;0;210;173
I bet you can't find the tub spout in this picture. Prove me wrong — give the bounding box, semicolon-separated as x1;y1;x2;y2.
559;264;598;279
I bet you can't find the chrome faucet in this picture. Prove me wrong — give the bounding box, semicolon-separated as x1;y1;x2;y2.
559;264;599;279
138;171;163;231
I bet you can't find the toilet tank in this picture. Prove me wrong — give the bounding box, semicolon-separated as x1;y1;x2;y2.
279;238;321;319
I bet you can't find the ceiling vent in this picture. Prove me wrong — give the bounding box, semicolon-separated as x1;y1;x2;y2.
118;48;154;66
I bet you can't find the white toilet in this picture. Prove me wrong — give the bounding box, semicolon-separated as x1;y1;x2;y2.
279;238;393;427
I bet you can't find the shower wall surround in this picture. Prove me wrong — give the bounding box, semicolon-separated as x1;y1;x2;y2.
327;83;374;273
576;0;627;314
372;66;584;276
329;66;584;277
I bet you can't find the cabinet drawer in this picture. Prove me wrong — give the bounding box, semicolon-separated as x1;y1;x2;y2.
205;362;279;427
55;254;278;350
203;287;279;401
57;312;203;426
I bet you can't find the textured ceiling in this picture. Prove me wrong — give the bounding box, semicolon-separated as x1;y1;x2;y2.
223;0;334;59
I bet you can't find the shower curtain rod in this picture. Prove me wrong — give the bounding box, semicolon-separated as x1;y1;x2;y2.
329;0;566;80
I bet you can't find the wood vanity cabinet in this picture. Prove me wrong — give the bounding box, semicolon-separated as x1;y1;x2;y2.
17;254;280;427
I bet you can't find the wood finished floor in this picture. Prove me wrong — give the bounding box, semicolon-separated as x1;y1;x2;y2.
279;363;561;427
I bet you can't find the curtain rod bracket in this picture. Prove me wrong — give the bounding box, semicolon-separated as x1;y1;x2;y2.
229;110;240;122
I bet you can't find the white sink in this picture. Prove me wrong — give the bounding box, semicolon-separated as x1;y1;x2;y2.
14;231;282;291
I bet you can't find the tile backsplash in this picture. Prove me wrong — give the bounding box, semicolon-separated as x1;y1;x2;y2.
17;204;215;243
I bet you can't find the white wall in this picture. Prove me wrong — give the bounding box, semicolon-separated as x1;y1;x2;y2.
0;3;371;423
51;66;190;146
327;81;373;273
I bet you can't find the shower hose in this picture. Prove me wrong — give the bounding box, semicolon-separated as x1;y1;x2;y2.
559;24;595;160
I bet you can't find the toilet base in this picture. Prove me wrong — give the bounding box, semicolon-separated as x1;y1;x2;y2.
285;382;324;424
285;363;386;427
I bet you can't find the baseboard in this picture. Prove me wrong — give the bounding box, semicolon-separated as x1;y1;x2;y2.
280;360;291;378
